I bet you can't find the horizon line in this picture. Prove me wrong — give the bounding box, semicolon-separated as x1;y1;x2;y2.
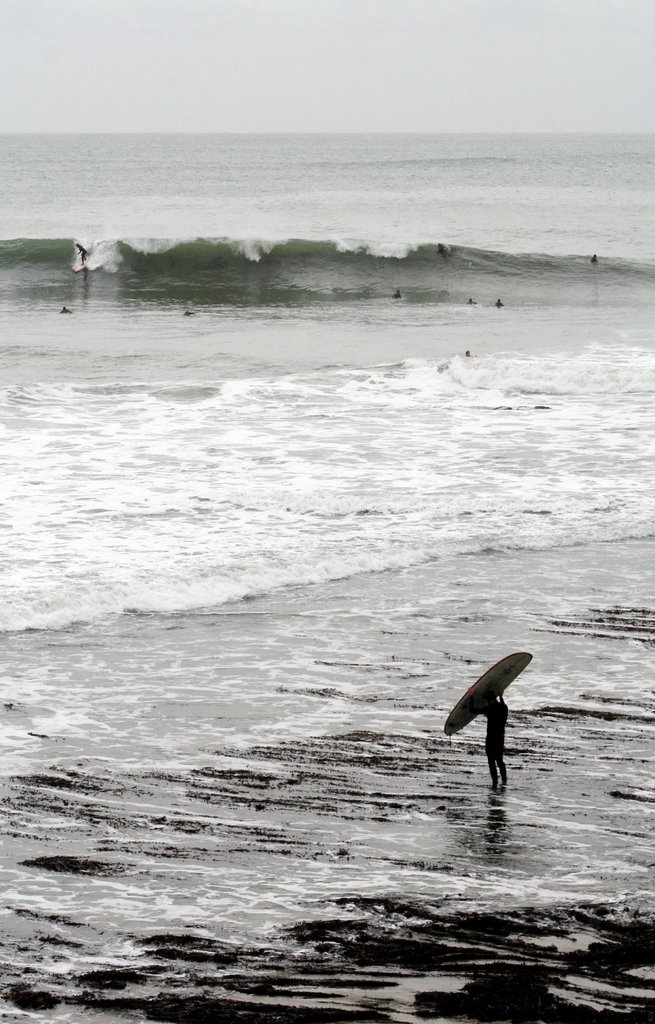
1;129;653;137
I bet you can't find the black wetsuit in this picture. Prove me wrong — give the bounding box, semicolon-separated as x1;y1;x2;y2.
482;697;508;787
76;244;88;265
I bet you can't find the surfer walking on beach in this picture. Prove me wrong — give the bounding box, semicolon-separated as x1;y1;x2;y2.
481;692;508;788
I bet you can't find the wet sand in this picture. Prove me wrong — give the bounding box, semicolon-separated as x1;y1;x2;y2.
1;548;654;1023
2;696;654;1019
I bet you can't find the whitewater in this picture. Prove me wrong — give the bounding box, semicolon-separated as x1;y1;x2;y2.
0;133;653;1023
3;347;655;635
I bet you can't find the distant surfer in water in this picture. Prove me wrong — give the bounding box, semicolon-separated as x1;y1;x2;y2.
75;243;88;266
60;306;72;314
494;299;504;308
467;298;477;305
590;254;598;264
481;692;508;788
392;289;402;300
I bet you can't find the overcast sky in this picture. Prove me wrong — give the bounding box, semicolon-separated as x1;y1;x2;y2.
1;0;653;133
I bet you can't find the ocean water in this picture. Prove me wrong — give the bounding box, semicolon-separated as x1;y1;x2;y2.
0;134;654;1022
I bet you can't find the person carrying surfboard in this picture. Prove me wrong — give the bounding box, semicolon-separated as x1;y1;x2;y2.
443;652;530;786
480;691;508;788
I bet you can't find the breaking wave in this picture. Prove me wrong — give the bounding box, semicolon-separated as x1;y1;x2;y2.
1;236;653;307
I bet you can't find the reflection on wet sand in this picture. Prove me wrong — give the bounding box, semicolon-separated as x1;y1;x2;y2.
484;789;509;855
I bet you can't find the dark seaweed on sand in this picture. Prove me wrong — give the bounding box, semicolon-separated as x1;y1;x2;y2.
5;899;653;1023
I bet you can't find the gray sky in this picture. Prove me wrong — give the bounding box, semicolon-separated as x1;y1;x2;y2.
2;0;653;133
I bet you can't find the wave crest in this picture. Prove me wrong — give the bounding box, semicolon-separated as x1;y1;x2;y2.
1;236;653;306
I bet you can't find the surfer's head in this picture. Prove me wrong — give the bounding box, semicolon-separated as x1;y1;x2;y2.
484;689;497;702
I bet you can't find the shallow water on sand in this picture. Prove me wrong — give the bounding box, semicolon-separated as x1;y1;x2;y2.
2;538;654;919
1;538;654;1020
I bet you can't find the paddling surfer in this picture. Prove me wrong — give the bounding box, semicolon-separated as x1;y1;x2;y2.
481;691;508;788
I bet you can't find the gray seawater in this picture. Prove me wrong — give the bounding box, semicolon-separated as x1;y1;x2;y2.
0;134;654;1022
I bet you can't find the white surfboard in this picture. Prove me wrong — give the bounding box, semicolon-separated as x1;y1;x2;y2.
444;651;532;736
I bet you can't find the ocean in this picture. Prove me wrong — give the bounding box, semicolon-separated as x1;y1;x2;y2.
0;133;654;1023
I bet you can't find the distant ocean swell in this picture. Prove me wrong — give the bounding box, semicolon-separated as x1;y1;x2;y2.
1;237;653;306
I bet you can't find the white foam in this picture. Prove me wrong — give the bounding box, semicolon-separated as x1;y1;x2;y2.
446;346;655;395
231;237;277;262
85;237;123;273
2;344;655;632
334;237;417;259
